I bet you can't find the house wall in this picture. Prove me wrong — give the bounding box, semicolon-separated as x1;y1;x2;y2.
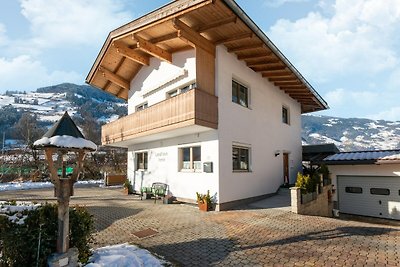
215;46;302;204
127;49;196;114
127;130;219;202
328;164;400;202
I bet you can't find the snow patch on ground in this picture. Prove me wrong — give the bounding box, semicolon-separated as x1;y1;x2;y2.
0;180;104;191
86;243;166;267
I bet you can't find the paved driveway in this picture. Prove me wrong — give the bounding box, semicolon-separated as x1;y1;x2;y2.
1;187;399;266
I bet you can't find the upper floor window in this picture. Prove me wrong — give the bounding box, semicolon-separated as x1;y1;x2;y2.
136;102;148;112
180;146;201;171
232;80;249;108
282;106;290;124
167;82;196;98
136;152;148;170
233;145;250;172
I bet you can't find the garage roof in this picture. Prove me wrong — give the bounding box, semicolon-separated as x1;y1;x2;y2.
86;0;328;113
324;149;400;165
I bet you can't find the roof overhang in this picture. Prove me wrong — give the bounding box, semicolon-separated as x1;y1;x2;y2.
86;0;328;113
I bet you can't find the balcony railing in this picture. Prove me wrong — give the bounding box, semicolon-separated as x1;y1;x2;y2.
102;89;218;145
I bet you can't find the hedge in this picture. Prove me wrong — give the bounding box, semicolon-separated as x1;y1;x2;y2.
0;203;94;267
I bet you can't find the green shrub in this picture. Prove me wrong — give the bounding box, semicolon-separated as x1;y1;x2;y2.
123;179;133;194
0;203;94;266
295;172;320;194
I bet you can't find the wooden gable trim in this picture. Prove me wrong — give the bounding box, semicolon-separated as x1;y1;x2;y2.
113;41;150;66
98;66;130;91
134;34;172;63
172;18;215;56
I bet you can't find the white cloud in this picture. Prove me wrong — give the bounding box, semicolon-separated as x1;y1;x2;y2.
324;88;379;108
264;0;311;7
0;55;81;92
19;0;133;48
268;0;400;82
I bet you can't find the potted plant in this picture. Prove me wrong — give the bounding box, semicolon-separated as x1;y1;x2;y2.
196;190;212;211
123;179;133;195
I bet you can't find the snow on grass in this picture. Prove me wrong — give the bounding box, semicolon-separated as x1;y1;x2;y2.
85;243;167;267
0;201;41;225
0;180;104;192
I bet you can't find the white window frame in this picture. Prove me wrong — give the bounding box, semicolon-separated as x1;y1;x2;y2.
166;81;196;99
232;144;251;172
135;151;148;171
282;105;290;125
135;102;148;112
179;145;202;172
232;79;250;108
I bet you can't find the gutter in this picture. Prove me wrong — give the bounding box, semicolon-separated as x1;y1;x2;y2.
222;0;329;110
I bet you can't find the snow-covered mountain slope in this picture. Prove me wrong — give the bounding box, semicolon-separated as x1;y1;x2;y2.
302;115;400;151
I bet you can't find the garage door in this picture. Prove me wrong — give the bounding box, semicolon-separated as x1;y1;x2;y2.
337;175;400;220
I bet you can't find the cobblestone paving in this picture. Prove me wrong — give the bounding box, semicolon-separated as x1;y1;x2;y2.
2;187;400;266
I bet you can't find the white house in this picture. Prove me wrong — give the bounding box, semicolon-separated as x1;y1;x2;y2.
86;0;328;210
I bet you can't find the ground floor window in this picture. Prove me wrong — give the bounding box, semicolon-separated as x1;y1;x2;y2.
180;146;201;171
136;152;148;170
233;146;250;171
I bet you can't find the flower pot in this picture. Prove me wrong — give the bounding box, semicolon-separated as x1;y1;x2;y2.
123;188;131;195
198;202;209;211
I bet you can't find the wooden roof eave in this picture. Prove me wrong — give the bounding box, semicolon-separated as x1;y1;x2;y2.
86;0;214;85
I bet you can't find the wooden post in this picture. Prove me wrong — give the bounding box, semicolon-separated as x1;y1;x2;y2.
57;179;71;253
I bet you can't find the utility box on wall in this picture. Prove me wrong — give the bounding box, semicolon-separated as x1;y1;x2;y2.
203;162;213;173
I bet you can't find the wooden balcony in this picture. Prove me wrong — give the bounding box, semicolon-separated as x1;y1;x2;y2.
102;89;218;146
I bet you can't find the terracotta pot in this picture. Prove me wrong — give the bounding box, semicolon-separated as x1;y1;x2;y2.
198;202;209;211
123;188;129;195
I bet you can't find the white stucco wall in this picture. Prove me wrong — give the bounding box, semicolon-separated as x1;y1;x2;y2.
127;130;219;201
328;164;400;202
127;49;196;114
215;45;302;203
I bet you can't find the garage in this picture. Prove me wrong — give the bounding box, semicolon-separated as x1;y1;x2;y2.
337;175;400;220
324;149;400;220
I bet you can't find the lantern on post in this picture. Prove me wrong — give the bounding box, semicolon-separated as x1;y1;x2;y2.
33;111;96;260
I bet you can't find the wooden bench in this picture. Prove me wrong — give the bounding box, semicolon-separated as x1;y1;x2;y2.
105;174;126;186
140;182;168;203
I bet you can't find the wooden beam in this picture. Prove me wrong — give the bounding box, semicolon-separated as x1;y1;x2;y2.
172;18;215;56
228;43;264;53
237;52;272;61
262;69;291;77
196;15;237;32
279;85;307;89
215;32;252;44
252;64;286;72
149;32;179;44
267;76;297;82
134;34;172;63
247;59;280;68
113;41;150;66
274;81;303;87
98;66;130;90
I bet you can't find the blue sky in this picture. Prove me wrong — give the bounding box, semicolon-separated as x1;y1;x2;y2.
1;0;400;121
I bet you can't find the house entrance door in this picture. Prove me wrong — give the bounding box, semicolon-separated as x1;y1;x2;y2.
283;153;289;185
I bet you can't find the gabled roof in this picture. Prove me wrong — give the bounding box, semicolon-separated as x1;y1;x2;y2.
43;112;84;139
323;149;400;165
33;112;97;151
86;0;328;113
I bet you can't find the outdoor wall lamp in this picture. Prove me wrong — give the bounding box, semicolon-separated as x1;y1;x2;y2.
274;151;280;157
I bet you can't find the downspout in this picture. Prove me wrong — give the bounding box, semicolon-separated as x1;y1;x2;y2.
222;0;329;111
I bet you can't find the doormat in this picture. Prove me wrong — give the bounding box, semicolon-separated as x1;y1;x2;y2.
132;228;158;239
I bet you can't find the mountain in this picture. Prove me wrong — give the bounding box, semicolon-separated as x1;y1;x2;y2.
1;83;399;151
302;114;400;151
0;83;127;144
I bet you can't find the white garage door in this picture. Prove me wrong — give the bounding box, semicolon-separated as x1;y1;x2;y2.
337;175;400;220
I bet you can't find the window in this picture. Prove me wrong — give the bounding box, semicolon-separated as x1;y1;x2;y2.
282;106;290;124
233;146;250;171
345;187;362;194
232;80;248;108
167;82;196;98
370;188;390;195
136;102;148;111
136;152;148;170
180;146;201;171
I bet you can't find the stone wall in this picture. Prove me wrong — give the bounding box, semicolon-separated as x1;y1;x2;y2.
291;185;333;217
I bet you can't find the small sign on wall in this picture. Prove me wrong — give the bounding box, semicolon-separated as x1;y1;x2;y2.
203;162;213;173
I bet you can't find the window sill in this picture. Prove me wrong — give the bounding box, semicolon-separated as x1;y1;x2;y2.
233;170;251;173
180;169;202;173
